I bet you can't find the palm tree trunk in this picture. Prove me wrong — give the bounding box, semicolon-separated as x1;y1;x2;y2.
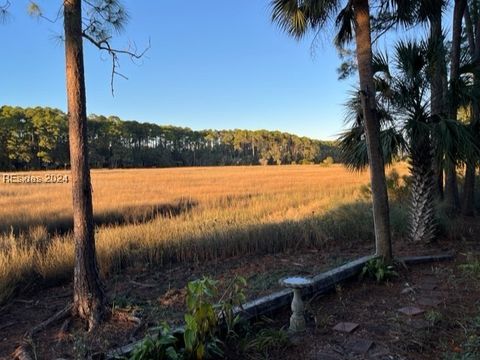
429;8;446;200
462;159;476;216
409;134;436;242
445;0;467;214
445;164;460;212
461;4;479;216
462;99;479;217
353;0;392;261
64;0;106;330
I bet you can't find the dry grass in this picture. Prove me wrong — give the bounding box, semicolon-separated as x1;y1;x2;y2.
0;164;408;303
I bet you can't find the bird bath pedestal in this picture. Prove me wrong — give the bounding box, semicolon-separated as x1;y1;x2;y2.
279;277;312;332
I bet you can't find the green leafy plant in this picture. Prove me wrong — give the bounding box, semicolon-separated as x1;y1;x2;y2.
246;327;290;354
130;323;181;360
425;309;443;325
130;276;248;359
361;258;398;283
184;277;223;359
218;275;247;335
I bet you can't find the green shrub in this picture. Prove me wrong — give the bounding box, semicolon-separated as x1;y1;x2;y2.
246;327;290;354
184;277;223;359
360;258;398;283
130;276;247;360
130;323;181;360
218;275;247;335
425;309;443;325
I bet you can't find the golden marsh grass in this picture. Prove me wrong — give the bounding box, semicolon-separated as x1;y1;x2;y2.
0;164;408;303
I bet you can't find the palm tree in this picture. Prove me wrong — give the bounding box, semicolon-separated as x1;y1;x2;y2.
341;39;480;242
393;41;437;243
340;40;437;243
271;0;394;260
375;1;449;202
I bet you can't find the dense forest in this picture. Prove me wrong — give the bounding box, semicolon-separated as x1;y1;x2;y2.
0;105;340;170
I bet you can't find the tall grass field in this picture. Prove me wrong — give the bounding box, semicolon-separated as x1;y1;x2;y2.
0;164;409;303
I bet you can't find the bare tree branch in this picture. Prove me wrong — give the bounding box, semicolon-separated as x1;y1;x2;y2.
28;2;63;23
82;31;150;96
29;1;149;96
0;0;11;24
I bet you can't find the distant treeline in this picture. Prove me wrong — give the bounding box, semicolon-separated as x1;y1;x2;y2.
0;105;340;170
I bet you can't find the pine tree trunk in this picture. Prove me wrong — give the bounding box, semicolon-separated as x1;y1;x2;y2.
64;0;106;330
445;0;467;214
353;0;392;261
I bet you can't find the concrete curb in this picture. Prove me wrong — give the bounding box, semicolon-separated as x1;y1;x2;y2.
239;254;375;321
400;253;455;265
106;252;454;359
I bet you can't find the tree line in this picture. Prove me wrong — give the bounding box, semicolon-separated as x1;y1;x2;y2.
0;105;340;171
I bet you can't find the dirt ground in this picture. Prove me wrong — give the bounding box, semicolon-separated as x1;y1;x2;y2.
276;245;480;359
0;235;476;359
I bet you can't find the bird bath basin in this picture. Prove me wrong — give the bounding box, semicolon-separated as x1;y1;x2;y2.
280;277;312;288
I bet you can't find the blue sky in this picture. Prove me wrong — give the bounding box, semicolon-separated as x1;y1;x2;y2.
0;1;434;140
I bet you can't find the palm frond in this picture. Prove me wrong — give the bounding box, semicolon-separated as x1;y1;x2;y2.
394;40;427;80
335;2;354;47
339;125;406;171
271;0;339;40
383;0;416;25
338;124;368;171
417;0;446;23
431;117;480;164
271;0;309;39
372;51;391;77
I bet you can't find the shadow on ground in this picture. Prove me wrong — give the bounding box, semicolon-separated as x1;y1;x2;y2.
1;197;198;236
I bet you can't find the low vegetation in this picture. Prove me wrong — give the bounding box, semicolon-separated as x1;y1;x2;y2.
360;258;399;283
130;275;289;360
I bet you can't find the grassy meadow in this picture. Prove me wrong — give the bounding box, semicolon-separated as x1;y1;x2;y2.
0;164;410;303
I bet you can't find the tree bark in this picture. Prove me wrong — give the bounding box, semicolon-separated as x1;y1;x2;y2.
64;0;106;330
462;159;477;216
445;0;467;214
353;0;392;261
461;4;479;216
429;8;446;200
409;133;436;243
445;163;460;212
